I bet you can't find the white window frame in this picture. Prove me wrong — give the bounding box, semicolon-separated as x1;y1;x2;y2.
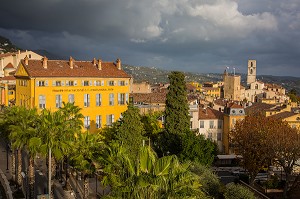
84;94;90;107
55;94;62;108
106;114;115;126
84;116;90;129
118;80;125;86
200;121;204;128
118;93;125;105
96;94;102;106
96;115;102;129
109;93;114;106
218;120;222;129
39;95;46;109
108;80;114;86
83;80;89;86
68;94;75;103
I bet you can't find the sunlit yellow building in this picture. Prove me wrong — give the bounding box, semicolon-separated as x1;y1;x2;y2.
223;103;245;154
15;56;131;132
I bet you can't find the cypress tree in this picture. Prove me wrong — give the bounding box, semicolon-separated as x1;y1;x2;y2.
165;71;190;135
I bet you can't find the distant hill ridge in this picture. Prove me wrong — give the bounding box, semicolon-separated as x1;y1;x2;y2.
1;35;300;94
0;36;20;53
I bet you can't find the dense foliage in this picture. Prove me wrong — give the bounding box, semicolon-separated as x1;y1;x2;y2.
164;71;190;135
224;183;255;199
231;114;300;197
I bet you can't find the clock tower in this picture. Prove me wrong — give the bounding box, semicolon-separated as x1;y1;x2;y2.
247;60;256;85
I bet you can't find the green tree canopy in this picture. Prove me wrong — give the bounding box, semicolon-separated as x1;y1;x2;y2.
105;104;146;158
179;132;217;165
99;143;207;199
224;183;255;199
165;71;190;135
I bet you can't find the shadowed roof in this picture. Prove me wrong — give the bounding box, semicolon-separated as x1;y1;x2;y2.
268;111;298;120
199;107;223;120
245;102;276;115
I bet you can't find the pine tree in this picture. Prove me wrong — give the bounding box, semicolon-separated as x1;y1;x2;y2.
165;71;190;135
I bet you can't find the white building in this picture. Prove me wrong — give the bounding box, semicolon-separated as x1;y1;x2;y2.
0;50;42;77
198;107;223;152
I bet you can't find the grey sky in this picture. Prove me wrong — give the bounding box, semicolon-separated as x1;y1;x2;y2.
1;0;299;76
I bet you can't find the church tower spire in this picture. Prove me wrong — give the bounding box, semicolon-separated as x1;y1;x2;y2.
247;60;256;85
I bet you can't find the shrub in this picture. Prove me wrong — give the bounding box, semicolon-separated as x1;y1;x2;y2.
224;183;255;199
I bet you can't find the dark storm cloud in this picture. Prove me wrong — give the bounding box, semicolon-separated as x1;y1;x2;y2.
0;0;300;76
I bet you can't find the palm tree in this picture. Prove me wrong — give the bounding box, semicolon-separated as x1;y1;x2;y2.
1;106;21;182
9;107;38;190
99;143;205;198
59;102;83;189
27;137;42;198
70;132;102;199
38;109;69;197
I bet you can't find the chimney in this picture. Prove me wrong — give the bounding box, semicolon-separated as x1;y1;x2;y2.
116;58;121;70
97;59;102;70
42;56;48;69
93;58;97;66
69;56;74;69
18;50;20;54
24;55;29;65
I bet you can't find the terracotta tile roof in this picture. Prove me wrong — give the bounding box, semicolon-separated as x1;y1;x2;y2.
214;99;228;106
18;59;131;78
245;102;276;115
199;107;223;120
0;52;16;58
227;102;243;109
0;76;16;81
4;63;14;69
187;94;199;102
268;111;297;120
130;92;166;104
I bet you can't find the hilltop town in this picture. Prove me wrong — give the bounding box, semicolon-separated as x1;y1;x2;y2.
0;38;299;199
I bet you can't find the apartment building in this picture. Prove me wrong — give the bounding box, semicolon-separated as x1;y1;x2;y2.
14;56;131;132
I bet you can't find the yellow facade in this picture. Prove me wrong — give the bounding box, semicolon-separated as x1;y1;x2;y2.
15;57;131;132
283;114;300;129
223;104;246;154
188;81;202;92
203;87;221;98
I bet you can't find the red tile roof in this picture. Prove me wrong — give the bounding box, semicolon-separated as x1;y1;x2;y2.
17;59;131;78
4;63;14;69
0;76;16;81
214;99;228;106
245;102;276;115
130;92;166;104
0;52;16;58
227;102;243;109
199;107;223;120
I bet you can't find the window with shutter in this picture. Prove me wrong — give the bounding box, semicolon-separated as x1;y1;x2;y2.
84;94;90;107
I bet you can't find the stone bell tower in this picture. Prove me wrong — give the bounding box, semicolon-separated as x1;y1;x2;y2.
247;60;256;85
